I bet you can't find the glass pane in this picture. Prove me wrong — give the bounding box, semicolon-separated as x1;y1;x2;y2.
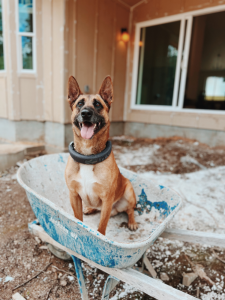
0;0;4;70
136;21;180;106
18;0;33;33
184;11;225;110
21;36;33;69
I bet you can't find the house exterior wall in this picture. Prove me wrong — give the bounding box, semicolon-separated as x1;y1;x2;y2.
0;0;45;122
0;0;129;148
0;0;129;124
64;0;129;124
125;0;225;133
1;0;225;149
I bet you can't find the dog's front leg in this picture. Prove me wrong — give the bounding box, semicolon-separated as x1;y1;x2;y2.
69;192;83;222
98;199;113;236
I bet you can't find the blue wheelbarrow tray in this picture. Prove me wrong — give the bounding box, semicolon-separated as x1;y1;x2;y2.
17;153;182;269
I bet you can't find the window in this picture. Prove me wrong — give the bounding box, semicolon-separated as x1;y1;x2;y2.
17;0;35;71
0;0;4;70
136;21;181;106
184;11;225;111
132;8;225;112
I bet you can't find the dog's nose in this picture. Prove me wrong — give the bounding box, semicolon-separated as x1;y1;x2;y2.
81;109;93;119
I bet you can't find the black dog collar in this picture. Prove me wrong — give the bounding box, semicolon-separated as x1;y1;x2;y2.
68;141;112;165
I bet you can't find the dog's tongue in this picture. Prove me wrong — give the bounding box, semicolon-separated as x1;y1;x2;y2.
81;123;95;139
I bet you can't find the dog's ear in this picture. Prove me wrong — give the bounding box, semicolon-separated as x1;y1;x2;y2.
68;76;82;110
98;76;113;108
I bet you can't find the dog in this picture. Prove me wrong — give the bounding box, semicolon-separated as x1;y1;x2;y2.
65;75;138;235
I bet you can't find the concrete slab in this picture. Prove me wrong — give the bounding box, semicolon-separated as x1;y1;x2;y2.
0;144;26;172
110;122;125;136
0;118;45;143
45;121;65;148
124;122;225;147
0;142;45;171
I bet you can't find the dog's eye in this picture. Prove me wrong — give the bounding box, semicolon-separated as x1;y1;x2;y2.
93;100;103;109
77;100;84;108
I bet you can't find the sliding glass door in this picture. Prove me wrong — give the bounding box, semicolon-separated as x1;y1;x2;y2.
132;9;225;112
136;21;181;106
183;11;225;111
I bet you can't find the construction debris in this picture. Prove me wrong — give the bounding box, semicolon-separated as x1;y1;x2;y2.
60;279;67;286
182;273;198;286
180;155;207;170
212;249;225;264
184;254;215;286
12;293;26;300
160;272;170;282
39;245;48;250
35;236;41;244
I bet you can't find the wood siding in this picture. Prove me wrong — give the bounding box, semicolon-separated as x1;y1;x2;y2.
0;0;129;124
64;0;129;123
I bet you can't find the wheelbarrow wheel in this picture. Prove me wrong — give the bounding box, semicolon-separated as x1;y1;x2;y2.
47;243;72;261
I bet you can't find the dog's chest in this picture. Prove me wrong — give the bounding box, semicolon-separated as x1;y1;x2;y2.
76;164;99;207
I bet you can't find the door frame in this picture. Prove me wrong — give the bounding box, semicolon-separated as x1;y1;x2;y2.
130;4;225;115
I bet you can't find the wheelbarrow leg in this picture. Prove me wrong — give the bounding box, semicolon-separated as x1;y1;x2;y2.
72;255;89;300
101;275;120;300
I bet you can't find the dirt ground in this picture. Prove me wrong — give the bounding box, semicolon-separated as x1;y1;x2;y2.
111;136;225;174
0;136;225;300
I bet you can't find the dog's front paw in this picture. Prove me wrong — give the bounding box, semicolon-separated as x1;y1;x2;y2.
128;222;139;231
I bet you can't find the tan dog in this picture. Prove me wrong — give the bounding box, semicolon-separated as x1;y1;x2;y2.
65;75;138;235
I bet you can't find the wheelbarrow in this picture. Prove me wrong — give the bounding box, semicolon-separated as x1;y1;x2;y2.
17;153;198;300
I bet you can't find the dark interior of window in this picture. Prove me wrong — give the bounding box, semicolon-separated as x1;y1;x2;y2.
136;21;180;106
184;11;225;110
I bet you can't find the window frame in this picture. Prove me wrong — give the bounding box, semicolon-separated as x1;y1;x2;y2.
0;0;6;73
15;0;36;74
130;4;225;115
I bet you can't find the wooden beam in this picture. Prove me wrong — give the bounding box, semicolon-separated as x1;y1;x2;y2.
29;223;196;300
161;229;225;248
143;254;157;279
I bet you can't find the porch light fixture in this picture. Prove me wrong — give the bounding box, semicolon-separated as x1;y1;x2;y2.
121;28;130;42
